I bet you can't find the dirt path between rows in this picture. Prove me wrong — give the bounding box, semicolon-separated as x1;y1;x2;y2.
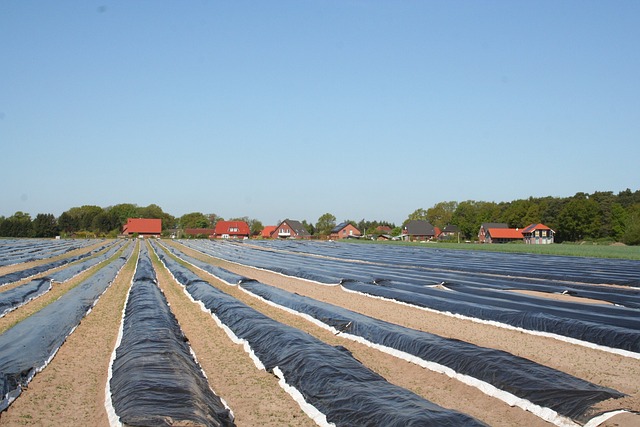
1;239;639;426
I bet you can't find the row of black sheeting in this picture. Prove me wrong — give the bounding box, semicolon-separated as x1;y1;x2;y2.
158;242;246;285
341;279;640;355
184;240;640;308
0;242;134;412
0;240;115;286
152;241;488;426
182;240;640;355
239;280;626;425
107;244;234;427
250;239;640;287
0;241;129;318
0;239;99;267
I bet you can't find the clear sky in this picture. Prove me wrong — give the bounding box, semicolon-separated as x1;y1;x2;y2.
1;1;638;226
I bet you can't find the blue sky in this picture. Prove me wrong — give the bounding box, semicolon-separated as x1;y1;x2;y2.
1;1;638;226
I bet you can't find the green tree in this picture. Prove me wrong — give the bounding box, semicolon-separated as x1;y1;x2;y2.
249;219;263;236
92;211;116;234
106;203;139;228
315;213;336;236
426;201;457;229
0;212;33;237
32;213;59;237
405;208;429;225
622;204;640;245
301;220;315;235
57;211;79;234
557;194;601;241
179;212;210;229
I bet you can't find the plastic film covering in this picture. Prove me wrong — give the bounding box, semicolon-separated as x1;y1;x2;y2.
0;242;130;319
240;280;625;423
178;240;338;284
0;244;133;412
177;241;640;353
0;278;52;317
341;280;640;354
249;240;640;287
0;239;99;267
0;240;115;286
153;244;487;427
155;241;246;285
108;246;234;427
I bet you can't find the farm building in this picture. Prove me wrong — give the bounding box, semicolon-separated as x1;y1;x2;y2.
260;226;277;239
330;222;361;240
439;225;461;242
184;228;215;238
484;227;524;244
271;219;311;239
521;223;555;244
478;223;509;243
214;221;250;239
401;220;440;241
122;218;162;237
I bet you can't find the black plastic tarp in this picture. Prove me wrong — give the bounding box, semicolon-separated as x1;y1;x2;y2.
240;280;625;423
341;280;640;353
0;246;131;412
153;243;487;426
249;239;640;287
0;239;98;267
0;242;131;319
0;240;115;286
0;279;52;318
181;241;640;352
109;245;234;427
154;241;246;285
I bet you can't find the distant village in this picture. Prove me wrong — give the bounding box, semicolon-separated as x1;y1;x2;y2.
122;218;555;245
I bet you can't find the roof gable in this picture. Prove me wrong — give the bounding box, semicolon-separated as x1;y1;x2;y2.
123;218;162;234
404;220;435;235
487;228;523;239
277;219;310;236
521;223;553;233
214;220;250;235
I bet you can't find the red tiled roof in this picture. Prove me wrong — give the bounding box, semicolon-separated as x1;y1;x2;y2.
487;228;523;239
214;220;250;236
123;218;162;235
521;223;552;233
261;226;277;238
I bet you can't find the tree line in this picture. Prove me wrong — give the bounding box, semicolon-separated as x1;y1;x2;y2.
0;188;639;245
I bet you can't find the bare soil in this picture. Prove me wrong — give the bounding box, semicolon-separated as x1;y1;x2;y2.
1;240;639;426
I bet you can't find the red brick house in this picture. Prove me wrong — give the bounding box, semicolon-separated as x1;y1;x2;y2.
401;220;438;241
329;222;361;240
271;219;311;239
122;218;162;237
521;223;555;244
214;221;251;239
485;227;524;243
478;223;508;243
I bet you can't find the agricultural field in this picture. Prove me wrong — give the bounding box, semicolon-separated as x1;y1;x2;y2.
0;238;639;426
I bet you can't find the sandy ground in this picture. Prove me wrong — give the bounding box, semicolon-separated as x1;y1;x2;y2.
1;239;639;426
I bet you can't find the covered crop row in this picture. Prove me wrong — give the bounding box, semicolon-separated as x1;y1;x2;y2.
0;239;99;267
0;240;115;286
252;240;640;286
152;241;488;426
107;244;234;426
180;240;640;355
0;243;134;412
0;241;129;318
239;280;626;426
